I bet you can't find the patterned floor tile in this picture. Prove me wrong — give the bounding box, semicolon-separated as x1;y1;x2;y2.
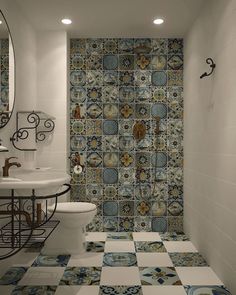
68;253;104;267
105;241;135;252
103;253;137;267
133;232;161;241
99;285;142;295
55;286;100;295
59;267;101;285
135;241;166;252
176;267;223;285
163;241;197;253
136;253;173;267
0;267;28;285
140;267;182;285
100;267;140;285
86;242;105;252
160;232;189;241
107;232;133;240
142;285;187;295
18;267;65;286
184;285;232;295
32;255;70;267
169;253;208;267
12;285;57;294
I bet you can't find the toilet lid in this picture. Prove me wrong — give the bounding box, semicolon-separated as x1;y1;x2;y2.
49;202;97;213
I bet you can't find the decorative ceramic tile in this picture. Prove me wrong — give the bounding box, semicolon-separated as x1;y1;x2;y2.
119;201;134;216
59;267;101;285
151;217;168;232
0;267;27;285
103;217;119;232
103;253;137;267
160;232;188;241
103;201;118;216
107;232;133;240
169;253;208;267
32;255;70;267
87;217;103;232
70;39;184;231
140;267;181;285
184;285;232;295
86;242;105;252
100;286;142;295
135;241;166;252
168;217;183;232
12;286;57;294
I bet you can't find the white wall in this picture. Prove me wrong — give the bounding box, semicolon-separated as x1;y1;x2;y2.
0;0;37;166
35;31;68;171
184;0;236;293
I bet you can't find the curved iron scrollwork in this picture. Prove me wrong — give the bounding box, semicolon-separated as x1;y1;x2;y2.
0;183;71;260
10;111;55;151
200;58;216;79
0;112;10;127
36;118;55;142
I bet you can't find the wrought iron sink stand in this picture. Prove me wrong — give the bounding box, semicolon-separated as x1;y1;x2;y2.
0;184;71;260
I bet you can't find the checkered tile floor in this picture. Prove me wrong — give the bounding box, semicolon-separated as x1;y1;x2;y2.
0;232;232;295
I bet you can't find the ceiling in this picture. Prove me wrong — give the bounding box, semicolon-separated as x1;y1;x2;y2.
15;0;205;38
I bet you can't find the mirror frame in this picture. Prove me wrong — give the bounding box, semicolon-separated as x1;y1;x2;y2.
0;9;16;129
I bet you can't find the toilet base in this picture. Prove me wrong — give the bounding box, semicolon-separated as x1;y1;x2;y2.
41;223;86;255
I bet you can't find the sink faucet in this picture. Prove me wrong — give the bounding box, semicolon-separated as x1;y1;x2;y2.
2;157;21;177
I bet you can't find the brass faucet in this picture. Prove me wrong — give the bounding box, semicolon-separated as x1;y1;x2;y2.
2;157;21;177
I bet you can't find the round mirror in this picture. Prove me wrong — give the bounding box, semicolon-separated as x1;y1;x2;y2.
0;10;15;128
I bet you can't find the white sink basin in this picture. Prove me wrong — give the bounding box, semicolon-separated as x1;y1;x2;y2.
0;168;71;196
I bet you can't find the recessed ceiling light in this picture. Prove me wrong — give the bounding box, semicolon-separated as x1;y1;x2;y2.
153;18;164;25
61;18;72;25
0;21;2;25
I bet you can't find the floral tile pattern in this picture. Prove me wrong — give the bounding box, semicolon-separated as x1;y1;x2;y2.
12;285;57;294
70;38;184;232
160;232;189;241
184;285;232;295
103;253;137;267
59;267;102;285
86;242;105;252
107;232;133;240
32;255;70;267
140;267;181;285
135;241;166;252
0;267;28;285
169;253;208;267
99;285;142;295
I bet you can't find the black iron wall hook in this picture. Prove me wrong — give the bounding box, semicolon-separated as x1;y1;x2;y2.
200;58;216;79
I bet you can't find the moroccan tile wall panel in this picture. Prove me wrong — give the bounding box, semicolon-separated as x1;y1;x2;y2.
0;39;9;113
69;38;184;232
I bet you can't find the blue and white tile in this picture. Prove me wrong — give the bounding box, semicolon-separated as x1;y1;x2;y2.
59;267;102;285
0;267;27;285
100;285;142;295
184;285;232;295
12;285;57;295
107;232;133;241
103;253;137;267
32;255;70;267
140;267;181;285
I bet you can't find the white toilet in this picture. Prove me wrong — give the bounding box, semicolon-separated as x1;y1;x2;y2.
41;202;97;255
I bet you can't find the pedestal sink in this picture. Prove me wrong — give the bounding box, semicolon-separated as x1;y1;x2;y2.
0;168;71;196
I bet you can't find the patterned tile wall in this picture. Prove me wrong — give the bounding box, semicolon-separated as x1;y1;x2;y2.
0;39;9;113
69;38;183;232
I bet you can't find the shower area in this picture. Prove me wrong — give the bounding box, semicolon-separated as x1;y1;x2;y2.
69;38;183;232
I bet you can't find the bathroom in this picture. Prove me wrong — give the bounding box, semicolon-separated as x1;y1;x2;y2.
0;0;235;294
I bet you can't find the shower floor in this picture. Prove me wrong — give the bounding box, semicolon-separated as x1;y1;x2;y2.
0;232;231;295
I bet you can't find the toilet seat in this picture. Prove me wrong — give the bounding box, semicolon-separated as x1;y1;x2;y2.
49;202;96;213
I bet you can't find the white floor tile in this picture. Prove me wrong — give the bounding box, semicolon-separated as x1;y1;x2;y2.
176;267;223;285
11;253;39;267
133;232;162;241
100;267;140;285
55;286;99;295
18;267;65;286
163;241;198;252
142;286;186;295
68;253;103;267
136;253;173;267
104;241;135;252
0;286;15;295
86;232;107;242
